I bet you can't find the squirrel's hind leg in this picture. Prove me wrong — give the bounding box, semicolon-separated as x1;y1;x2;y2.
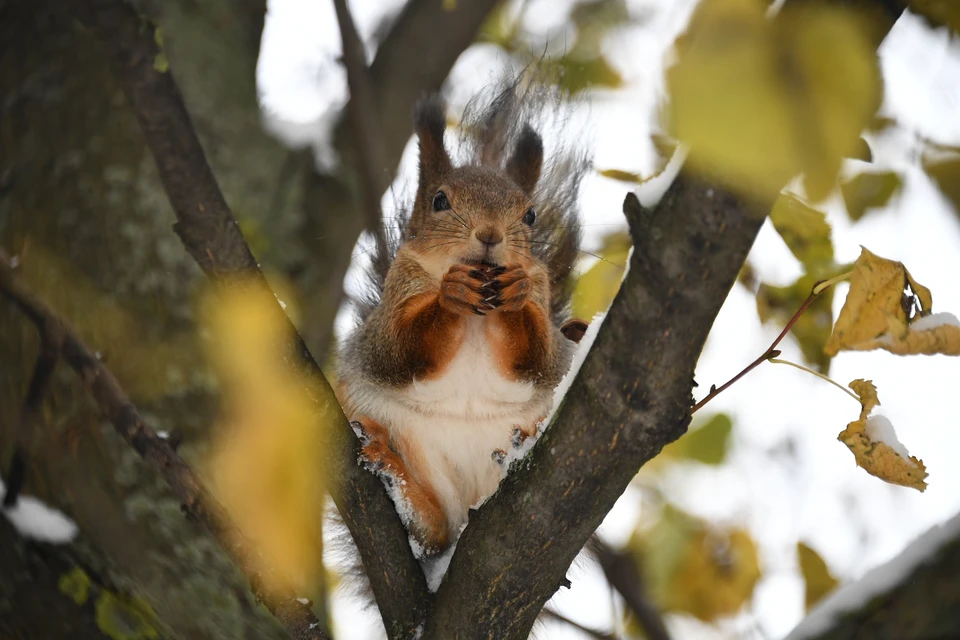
351;416;449;555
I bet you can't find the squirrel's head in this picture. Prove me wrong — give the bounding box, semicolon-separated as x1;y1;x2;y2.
406;96;544;270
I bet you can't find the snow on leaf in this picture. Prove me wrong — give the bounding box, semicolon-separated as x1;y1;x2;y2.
838;379;927;492
826;247;960;356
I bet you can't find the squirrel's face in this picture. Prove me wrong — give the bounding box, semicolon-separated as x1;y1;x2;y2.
410;166;538;269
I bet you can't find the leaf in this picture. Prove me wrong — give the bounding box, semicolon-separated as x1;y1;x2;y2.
203;281;327;593
757;275;837;373
768;194;834;274
661;413;734;465
838;379;928;491
555;54;624;93
571;231;631;320
630;506;761;622
840;171;902;221
907;0;960;32
923;154;960;218
826;247;960;356
797;542;838;610
666;0;881;200
598;168;644;183
850;137;872;162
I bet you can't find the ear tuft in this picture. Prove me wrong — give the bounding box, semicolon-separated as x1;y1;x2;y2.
506;124;543;195
414;96;452;185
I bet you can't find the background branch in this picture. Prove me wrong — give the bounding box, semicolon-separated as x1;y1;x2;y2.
0;249;331;640
66;0;430;635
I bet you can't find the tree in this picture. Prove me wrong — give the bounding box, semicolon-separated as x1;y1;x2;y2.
2;0;960;639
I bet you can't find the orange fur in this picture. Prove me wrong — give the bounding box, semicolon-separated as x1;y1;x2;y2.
393;291;465;380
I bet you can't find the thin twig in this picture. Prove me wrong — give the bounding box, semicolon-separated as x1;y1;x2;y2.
332;0;390;273
587;537;671;640
768;358;860;402
0;249;332;640
543;608;618;640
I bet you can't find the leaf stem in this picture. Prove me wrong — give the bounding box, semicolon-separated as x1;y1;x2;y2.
768;358;859;403
691;272;848;414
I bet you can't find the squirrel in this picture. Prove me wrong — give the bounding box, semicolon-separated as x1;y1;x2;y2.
337;80;590;556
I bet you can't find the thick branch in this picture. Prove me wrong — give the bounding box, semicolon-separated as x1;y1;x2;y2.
66;0;430;636
0;250;330;640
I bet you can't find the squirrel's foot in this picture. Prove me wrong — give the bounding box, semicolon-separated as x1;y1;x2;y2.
440;263;498;316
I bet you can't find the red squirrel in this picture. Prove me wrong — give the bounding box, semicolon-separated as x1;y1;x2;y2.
337;83;588;556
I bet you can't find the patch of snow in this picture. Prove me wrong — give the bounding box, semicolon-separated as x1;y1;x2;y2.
421;537;458;593
912;311;960;331
547;311;609;423
633;144;688;208
296;597;310;605
0;479;78;544
865;414;912;461
156;430;170;439
786;511;960;640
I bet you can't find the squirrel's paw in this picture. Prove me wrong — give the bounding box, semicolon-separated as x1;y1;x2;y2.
485;264;531;313
440;263;497;316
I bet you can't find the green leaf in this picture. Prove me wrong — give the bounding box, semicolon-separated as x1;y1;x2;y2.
850;137;872;162
907;0;960;32
666;0;882;200
664;413;733;465
598;168;644;183
798;542;838;610
769;194;834;275
840;171;902;221
924;154;960;219
571;231;631;319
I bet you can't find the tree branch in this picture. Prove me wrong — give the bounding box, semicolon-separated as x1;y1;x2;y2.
588;538;671;640
0;249;331;640
1;298;62;508
298;0;502;355
543;608;618;640
65;0;430;636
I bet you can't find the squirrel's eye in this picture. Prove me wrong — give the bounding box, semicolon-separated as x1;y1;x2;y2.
522;207;537;226
432;190;450;212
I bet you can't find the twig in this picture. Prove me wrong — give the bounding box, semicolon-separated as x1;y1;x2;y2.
66;0;431;634
543;607;618;640
0;249;332;640
588;537;671;640
768;358;860;403
332;0;390;273
2;306;63;507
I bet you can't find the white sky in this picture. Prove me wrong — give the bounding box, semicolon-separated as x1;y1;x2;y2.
258;2;960;638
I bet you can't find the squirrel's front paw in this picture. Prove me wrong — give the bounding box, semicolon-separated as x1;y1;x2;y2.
439;263;498;316
486;264;531;313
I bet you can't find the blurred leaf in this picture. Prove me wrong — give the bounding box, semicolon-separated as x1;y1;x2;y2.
757;274;836;373
923;153;960;219
554;54;623;93
571;231;631;319
203;281;327;593
797;542;838;610
661;413;733;465
841;171;903;221
768;194;835;275
629;505;761;623
908;0;960;31
598;168;644;183
850;137;872;162
666;0;881;200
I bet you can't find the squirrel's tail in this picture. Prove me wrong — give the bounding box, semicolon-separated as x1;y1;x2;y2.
358;73;590;327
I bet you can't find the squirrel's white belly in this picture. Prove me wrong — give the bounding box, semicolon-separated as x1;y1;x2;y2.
363;317;547;530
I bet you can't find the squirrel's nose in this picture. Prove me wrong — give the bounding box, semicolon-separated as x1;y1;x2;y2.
476;226;504;247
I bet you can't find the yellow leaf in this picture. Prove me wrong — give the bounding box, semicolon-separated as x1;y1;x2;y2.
571;232;631;320
666;0;881;200
797;542;838;610
768;195;835;274
826;247;960;356
908;0;960;31
598;168;644;184
838;379;927;491
203;281;326;592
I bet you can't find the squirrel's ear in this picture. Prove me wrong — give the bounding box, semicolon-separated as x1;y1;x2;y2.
414;96;452;184
506;124;543;195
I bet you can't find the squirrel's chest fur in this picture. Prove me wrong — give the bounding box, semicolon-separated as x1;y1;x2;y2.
345;317;549;530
